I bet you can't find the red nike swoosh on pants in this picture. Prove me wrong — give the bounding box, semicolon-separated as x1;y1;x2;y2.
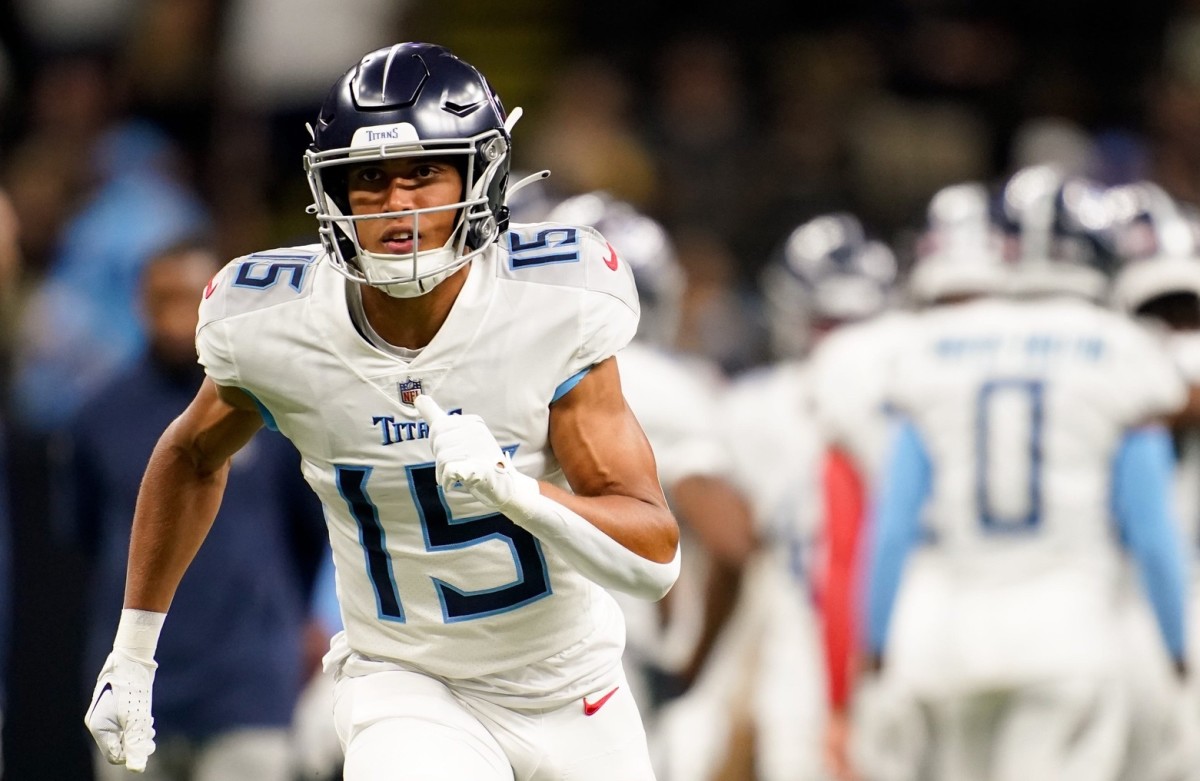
583;686;620;716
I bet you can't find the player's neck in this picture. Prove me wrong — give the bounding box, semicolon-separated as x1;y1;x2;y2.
358;264;471;350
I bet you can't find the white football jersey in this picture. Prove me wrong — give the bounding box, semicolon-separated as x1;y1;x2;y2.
884;296;1186;691
197;223;639;683
723;361;824;570
809;310;916;483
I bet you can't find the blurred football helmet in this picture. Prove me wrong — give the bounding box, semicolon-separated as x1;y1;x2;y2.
305;42;514;297
908;181;1010;306
546;192;685;348
1107;181;1200;320
760;213;898;360
1001;165;1119;301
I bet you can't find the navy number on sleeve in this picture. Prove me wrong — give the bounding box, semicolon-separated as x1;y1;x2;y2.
334;463;552;623
232;254;315;292
975;379;1044;532
506;228;581;269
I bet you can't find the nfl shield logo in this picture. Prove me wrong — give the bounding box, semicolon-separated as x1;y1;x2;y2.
398;378;423;406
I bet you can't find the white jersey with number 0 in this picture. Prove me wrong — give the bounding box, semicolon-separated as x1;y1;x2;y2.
885;296;1185;692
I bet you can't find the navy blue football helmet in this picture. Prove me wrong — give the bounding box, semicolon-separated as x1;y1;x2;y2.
1108;181;1200;318
305;43;513;296
761;213;897;359
546;192;685;348
1001;165;1120;300
908;182;1011;305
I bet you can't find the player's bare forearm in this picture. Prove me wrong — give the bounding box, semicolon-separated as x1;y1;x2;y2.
124;431;229;611
548;356;680;563
667;475;756;680
124;379;264;611
670;475;757;565
683;558;742;684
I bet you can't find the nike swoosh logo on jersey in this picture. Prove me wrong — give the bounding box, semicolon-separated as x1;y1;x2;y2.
583;686;619;716
603;242;619;271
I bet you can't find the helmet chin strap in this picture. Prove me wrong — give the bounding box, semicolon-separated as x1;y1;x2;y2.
322;193;471;297
366;246;463;298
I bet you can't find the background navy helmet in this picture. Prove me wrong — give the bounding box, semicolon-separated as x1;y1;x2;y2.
1108;181;1200;321
305;43;513;296
907;181;1011;306
1000;165;1120;301
760;212;898;359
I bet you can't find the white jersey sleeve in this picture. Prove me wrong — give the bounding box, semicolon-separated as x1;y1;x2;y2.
721;362;824;546
197;246;323;392
1104;315;1188;425
809;311;913;482
501;222;639;385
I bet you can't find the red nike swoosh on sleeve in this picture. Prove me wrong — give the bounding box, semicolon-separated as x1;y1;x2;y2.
583;686;620;716
603;243;619;271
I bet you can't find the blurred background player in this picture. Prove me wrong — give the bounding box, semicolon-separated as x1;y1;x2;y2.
543;191;759;777
841;180;1013;781
291;550;348;781
863;165;1189;781
1107;180;1200;781
57;240;328;781
752;212;907;779
706;211;903;781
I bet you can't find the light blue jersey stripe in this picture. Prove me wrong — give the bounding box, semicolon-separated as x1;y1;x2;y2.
551;367;591;403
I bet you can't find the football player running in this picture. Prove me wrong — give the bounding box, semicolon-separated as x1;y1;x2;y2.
84;43;680;781
864;165;1188;781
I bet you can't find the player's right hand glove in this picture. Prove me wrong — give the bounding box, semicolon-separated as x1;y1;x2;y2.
415;394;539;514
85;609;166;773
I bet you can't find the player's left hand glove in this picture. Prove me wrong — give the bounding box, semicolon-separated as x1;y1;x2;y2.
415;394;539;514
85;650;157;772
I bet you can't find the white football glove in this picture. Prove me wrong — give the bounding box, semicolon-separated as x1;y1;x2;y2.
85;650;157;772
415;392;680;601
415;394;539;514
